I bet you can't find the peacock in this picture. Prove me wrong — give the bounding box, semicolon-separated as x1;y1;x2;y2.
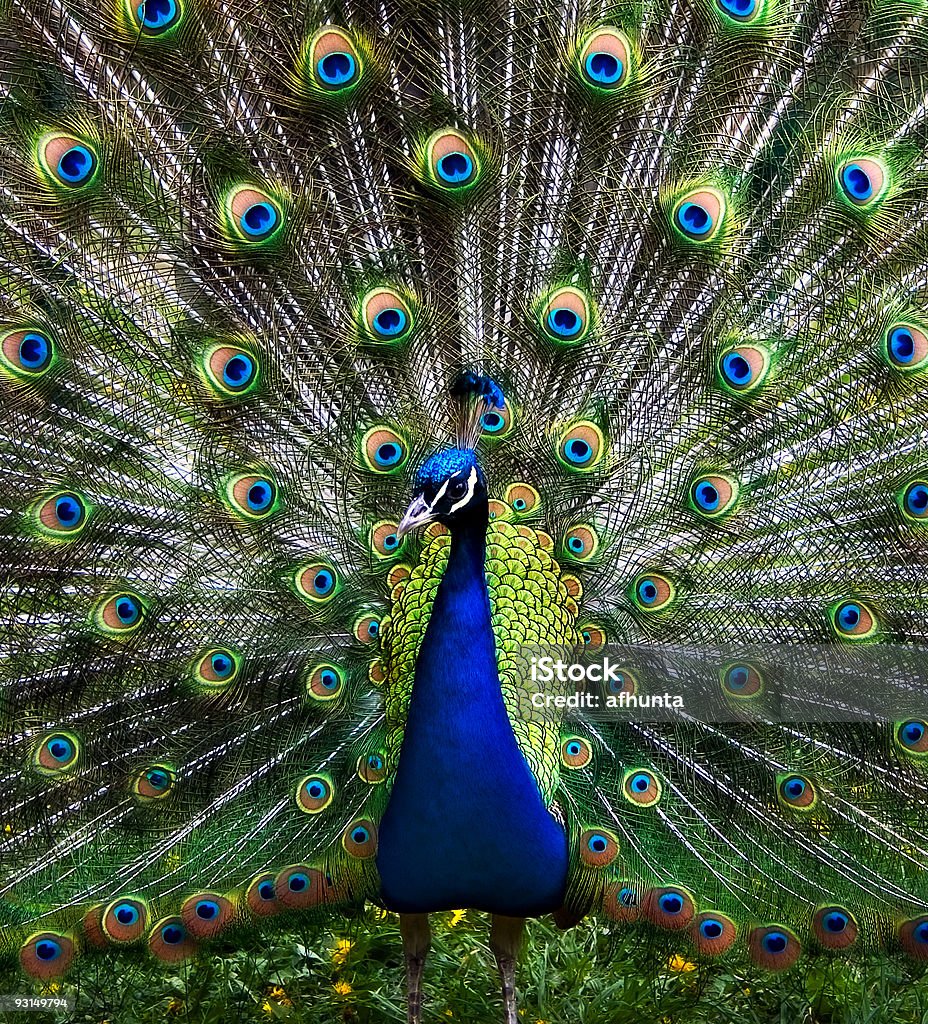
2;0;928;1020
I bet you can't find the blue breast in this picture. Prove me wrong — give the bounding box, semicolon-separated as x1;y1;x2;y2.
377;523;568;916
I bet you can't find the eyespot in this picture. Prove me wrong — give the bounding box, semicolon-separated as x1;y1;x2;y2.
899;916;928;960
777;773;817;810
631;573;675;612
603;883;641;922
204;344;260;396
830;600;877;640
306;663;345;703
539;286;592;344
604;666;636;697
225;473;279;520
717;345;770;394
579;828;619;867
812;907;858;950
504;483;540;516
579;623;606;651
898;480;928;524
361;426;408;474
34;731;81;774
370;520;405;559
716;0;759;21
480;403;513;437
561;523;599;562
721;662;763;698
295;561;340;604
130;0;182;35
194;648;240;688
623;769;662;806
691;912;737;955
884;322;928;373
895;719;928;754
342;819;378;858
37;133;99;190
561;736;593;769
33;490;88;540
307;27;363;93
102;898;149;944
223;186;284;246
644;887;695;930
357;751;388;784
557;421;604;471
133;764;175;802
149;917;196;962
94;591;146;634
837;157;887;208
354;614;380;643
360;287;414;343
179;893;235;940
1;328;56;379
578;28;630;91
19;932;75;979
423;129;481;191
274;865;328;910
296;774;334;814
671;188;725;243
689;474;738;517
749;925;801;970
246;873;280;917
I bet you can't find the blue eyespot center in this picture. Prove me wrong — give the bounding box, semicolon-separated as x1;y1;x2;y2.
585;51;622;85
307;781;326;798
783;776;806;800
619;887;637;907
222;353;254;388
383;533;398;551
313;569;334;595
842;163;873;200
889;327;915;364
36;940;61;961
57;145;94;184
48;737;74;761
115;903;139;925
631;772;651;792
436;151;474;185
718;0;756;16
587;833;608;853
694;481;719;510
565;439;592;464
55;494;83;527
677;201;712;235
367;620;379;637
762;931;788;954
258;880;275;900
481;411;504;433
727;666;749;689
210;652;233;678
351;827;370;844
512;498;526;510
373;307;407;337
368;755;384;770
901;720;926;746
914;921;928;943
196;900;219;920
700;918;724;938
247;480;273;512
375;443;402;467
568;536;585;553
288;872;308;893
317;51;356;87
638;580;658;604
137;0;177;29
319;669;339;690
824;911;848;933
659;892;684;915
722;352;752;386
837;602;861;631
161;924;184;944
19;332;50;369
147;768;169;789
240;201;278;238
566;741;581;756
905;484;928;516
547;308;582;337
115;596;140;625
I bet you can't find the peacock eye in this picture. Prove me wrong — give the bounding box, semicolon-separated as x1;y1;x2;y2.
448;478;467;499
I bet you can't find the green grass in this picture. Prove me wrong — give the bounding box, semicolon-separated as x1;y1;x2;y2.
4;907;928;1023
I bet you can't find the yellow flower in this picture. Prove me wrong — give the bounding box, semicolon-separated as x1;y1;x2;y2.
372;906;392;921
444;1011;454;1018
332;938;354;965
166;998;184;1015
264;985;292;1007
333;980;353;997
667;954;696;972
448;909;466;927
47;983;60;993
261;1001;273;1015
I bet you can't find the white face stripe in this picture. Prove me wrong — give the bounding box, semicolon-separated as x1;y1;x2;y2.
427;477;451;512
446;466;478;515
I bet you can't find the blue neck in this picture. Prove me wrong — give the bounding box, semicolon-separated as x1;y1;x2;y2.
377;508;568;916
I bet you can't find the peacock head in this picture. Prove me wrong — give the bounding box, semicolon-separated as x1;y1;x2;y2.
396;447;488;537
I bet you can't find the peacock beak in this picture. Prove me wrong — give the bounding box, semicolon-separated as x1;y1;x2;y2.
396;494;434;538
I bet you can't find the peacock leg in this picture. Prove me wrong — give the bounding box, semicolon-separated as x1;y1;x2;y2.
400;912;431;1024
490;914;524;1024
